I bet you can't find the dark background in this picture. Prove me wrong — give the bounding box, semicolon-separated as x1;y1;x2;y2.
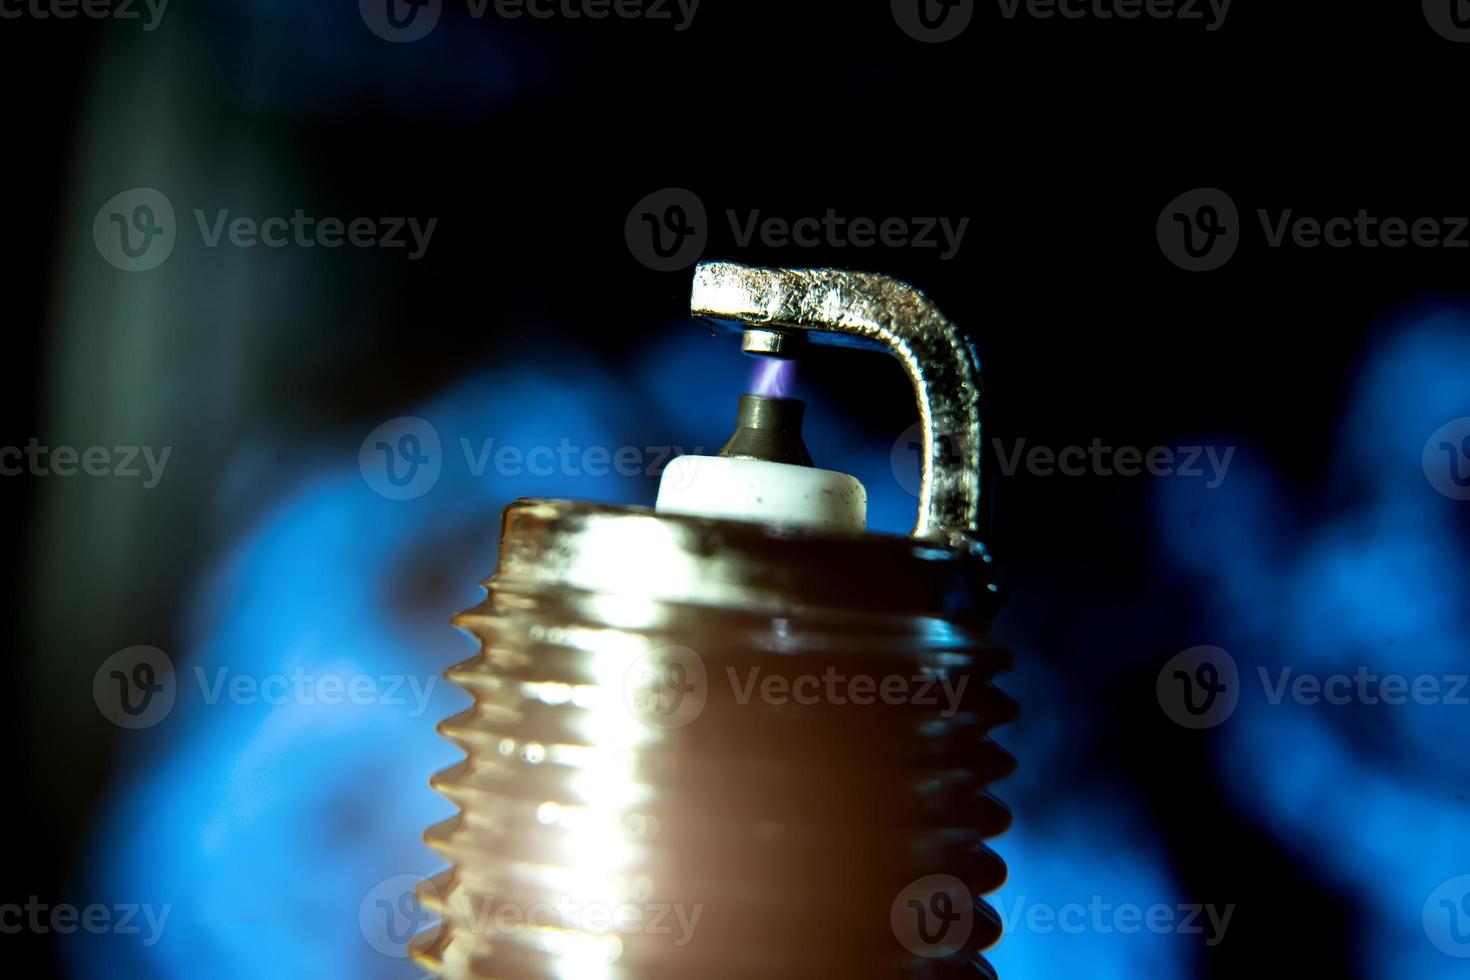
4;2;1469;977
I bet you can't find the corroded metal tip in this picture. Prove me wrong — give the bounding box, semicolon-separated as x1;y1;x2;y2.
717;395;813;467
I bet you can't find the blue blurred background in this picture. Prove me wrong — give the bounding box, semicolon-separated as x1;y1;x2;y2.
3;2;1469;978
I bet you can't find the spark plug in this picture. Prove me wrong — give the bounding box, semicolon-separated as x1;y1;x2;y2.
415;261;1014;979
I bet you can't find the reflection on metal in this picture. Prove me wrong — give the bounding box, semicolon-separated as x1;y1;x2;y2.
419;264;1011;978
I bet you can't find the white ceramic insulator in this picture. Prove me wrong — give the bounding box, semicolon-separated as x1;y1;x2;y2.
656;455;867;533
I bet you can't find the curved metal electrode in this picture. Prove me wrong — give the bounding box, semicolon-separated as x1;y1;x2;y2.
690;261;983;549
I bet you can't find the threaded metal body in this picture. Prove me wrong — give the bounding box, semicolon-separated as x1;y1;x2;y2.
416;499;1013;978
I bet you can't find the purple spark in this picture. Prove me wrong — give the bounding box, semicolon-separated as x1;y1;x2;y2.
751;358;796;398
